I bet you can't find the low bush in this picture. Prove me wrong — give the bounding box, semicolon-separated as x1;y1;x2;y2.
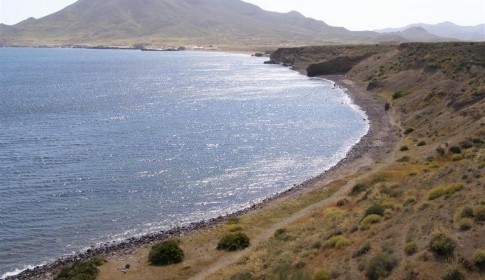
353;242;371;258
457;218;473;231
429;233;456;257
149;241;184;266
400;145;409;151
404;242;418;256
228;224;243;232
404;196;416;206
55;257;106;280
365;253;398;280
451;154;464;161
312;268;330;280
449;146;462;154
442;268;465;280
392;90;407;100
324;235;350;249
350;183;369;195
361;214;382;227
473;249;485;271
217;232;250;251
428;184;464;200
227;217;240;225
456;206;474;219
417;141;427;146
336;197;349;206
365;204;386;217
474;205;485;222
404;128;415;135
436;145;446;156
274;228;291;241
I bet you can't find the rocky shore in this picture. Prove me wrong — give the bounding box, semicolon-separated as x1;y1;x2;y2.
6;61;397;280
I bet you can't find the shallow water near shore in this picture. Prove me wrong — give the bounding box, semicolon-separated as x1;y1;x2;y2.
0;48;368;277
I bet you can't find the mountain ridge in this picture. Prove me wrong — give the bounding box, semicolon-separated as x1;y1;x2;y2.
376;21;485;41
0;0;414;47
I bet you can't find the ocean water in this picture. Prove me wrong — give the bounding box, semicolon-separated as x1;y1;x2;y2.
0;48;368;277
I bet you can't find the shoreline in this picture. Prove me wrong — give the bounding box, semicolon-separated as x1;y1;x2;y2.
6;71;396;280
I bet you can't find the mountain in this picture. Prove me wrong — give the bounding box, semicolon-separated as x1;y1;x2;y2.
376;22;485;41
392;26;452;42
0;0;407;47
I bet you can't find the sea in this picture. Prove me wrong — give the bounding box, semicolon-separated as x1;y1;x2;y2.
0;48;368;278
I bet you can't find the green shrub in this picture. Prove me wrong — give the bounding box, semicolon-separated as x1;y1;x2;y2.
353;242;371;258
274;228;291;241
404;128;415;135
429;233;456;257
404;196;416;206
55;257;106;280
456;206;474;219
148;241;184;266
449;146;462;154
478;162;485;169
474;205;485;222
436;145;446;156
473;249;485;271
324;235;350;249
392;90;407;100
428;184;464;200
312;268;329;280
400;145;409;151
365;204;386;217
451;154;464;161
361;214;382;226
442;268;465;280
398;156;411;162
404;242;418;256
365;253;398;280
217;232;250;251
351;183;369;195
457;218;473;231
417;141;427;146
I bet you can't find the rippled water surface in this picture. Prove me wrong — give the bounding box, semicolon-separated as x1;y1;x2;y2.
0;48;368;277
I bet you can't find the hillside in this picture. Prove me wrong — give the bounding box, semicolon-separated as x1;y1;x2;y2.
0;0;412;48
377;22;485;41
14;42;483;280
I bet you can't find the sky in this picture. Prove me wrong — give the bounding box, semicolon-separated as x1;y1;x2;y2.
0;0;484;30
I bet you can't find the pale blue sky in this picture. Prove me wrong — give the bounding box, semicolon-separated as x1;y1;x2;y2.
0;0;484;30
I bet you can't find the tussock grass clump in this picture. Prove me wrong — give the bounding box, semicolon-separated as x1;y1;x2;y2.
350;183;369;195
429;233;456;257
404;196;416;206
474;205;485;222
404;128;415;135
353;242;371;258
365;253;398;280
324;235;350;249
473;249;485;271
400;145;409;151
361;214;382;229
442;267;465;280
55;257;106;280
312;268;330;280
227;217;240;225
452;154;464;161
365;204;386;217
417;141;427;146
404;242;418;256
449;146;462;154
148;241;184;266
457;218;473;231
428;184;464;200
217;232;250;251
228;224;243;232
274;228;291;241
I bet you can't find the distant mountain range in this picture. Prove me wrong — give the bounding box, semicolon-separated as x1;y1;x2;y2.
0;0;482;47
376;22;485;41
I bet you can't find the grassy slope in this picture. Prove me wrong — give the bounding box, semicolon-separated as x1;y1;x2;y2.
91;42;484;280
210;42;485;279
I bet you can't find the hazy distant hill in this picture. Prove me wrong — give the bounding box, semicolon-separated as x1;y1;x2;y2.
0;0;408;47
391;27;453;42
376;22;485;41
